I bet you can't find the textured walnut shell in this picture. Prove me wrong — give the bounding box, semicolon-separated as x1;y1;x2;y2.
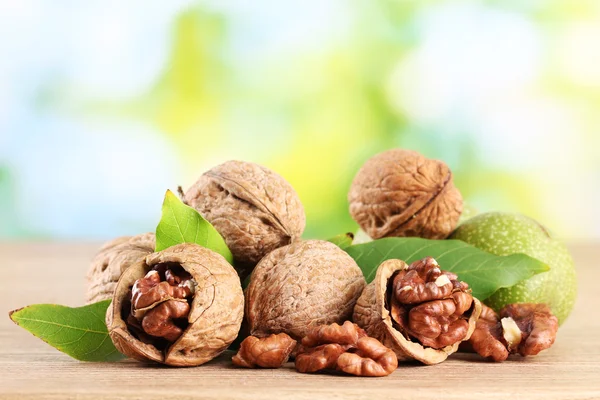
348;149;463;240
183;160;306;268
85;233;155;304
106;243;244;366
353;259;481;365
246;240;366;340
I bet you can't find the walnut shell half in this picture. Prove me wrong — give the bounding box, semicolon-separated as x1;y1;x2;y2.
246;240;366;340
183;160;306;270
348;149;463;240
353;259;481;365
86;233;155;304
106;243;244;366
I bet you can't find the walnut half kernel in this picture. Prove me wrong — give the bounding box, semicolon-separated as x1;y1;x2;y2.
295;321;398;377
106;243;244;367
232;333;297;368
468;303;558;362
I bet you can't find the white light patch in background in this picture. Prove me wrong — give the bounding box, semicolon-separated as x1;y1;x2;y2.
472;95;583;170
387;4;541;123
559;22;600;88
66;0;193;99
207;0;351;61
0;0;193;101
9;117;181;239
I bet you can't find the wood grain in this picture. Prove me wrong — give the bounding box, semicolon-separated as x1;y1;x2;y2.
1;242;599;400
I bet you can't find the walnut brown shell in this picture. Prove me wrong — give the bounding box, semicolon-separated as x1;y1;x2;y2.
348;149;463;240
183;160;306;269
85;233;155;304
245;240;366;340
106;243;244;366
353;259;481;365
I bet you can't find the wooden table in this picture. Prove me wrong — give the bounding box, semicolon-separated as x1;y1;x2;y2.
1;242;599;399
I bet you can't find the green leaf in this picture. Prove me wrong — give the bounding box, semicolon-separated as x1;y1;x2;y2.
344;237;549;300
327;232;355;250
8;300;123;362
155;190;233;263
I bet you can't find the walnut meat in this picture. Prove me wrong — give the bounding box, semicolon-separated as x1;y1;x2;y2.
336;337;398;377
353;258;482;365
106;243;244;367
183;160;306;272
295;321;398;377
245;240;366;340
463;303;508;361
348;149;462;240
468;303;558;362
232;333;297;368
85;233;155;304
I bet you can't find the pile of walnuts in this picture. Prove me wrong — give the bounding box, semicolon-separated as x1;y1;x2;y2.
85;152;559;376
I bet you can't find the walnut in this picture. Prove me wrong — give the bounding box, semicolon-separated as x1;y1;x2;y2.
106;243;244;366
85;233;155;304
295;321;398;377
294;321;366;373
337;337;398;377
245;240;366;341
353;258;482;365
348;149;462;240
182;160;306;275
232;333;297;368
468;303;558;362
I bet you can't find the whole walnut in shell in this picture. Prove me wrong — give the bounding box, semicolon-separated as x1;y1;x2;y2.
245;240;366;340
353;258;481;365
183;160;306;272
86;233;155;304
106;243;244;366
348;149;462;240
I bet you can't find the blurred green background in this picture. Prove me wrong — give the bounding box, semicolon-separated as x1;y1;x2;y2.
0;0;599;241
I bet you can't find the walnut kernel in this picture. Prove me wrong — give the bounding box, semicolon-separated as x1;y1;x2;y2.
295;321;397;377
467;303;558;362
232;333;297;368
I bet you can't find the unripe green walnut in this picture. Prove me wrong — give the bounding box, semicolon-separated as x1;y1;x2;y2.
451;212;577;324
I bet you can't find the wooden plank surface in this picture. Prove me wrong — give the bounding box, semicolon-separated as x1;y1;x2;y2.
1;242;599;400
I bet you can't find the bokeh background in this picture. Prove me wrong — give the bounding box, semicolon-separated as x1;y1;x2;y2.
1;0;599;242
